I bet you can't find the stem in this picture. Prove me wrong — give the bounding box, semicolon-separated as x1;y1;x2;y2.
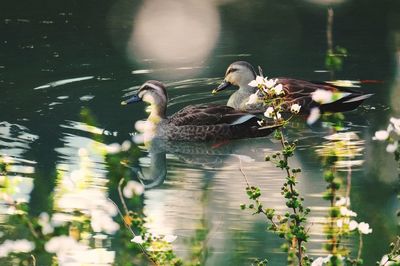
114;179;159;265
107;198;158;266
118;178;129;215
271;103;303;266
22;214;39;239
31;254;36;266
271;104;298;217
357;233;363;261
239;159;251;188
345;134;352;204
327;8;333;53
256;81;308;266
327;8;334;80
239;159;278;228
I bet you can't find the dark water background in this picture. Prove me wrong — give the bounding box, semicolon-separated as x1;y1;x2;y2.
1;0;400;265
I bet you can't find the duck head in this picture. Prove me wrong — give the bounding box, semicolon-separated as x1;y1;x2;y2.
213;61;257;94
122;80;168;123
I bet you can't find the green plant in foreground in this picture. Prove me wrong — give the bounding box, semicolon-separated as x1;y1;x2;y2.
373;117;400;265
0;109;189;266
240;73;310;266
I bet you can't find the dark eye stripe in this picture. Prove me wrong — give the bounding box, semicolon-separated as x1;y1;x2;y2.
226;68;238;75
138;82;168;101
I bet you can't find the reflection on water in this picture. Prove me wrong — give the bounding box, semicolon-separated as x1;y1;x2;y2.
52;142;117;265
303;0;348;6
0;122;37;220
316;132;364;169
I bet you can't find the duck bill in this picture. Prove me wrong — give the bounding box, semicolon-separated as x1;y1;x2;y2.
212;81;232;94
121;94;142;105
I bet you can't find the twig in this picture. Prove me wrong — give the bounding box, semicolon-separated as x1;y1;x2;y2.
239;158;251;188
327;8;334;80
22;214;39;239
106;198;158;266
31;254;36;266
327;8;334;53
345;134;353;204
117;178;129;215
258;66;264;78
238;158;279;228
357;233;363;261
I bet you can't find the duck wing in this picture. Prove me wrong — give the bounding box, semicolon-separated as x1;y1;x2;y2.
168;104;255;126
276;77;372;113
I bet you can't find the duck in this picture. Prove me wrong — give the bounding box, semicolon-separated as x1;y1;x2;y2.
212;61;373;114
121;80;280;142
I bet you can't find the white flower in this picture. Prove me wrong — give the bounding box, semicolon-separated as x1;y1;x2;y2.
265;78;277;89
307;107;321;125
264;107;281;120
290;104;301;114
248;76;265;87
311;257;325;266
246;93;259;105
134;120;157;143
273;84;284;96
340;206;357;217
123;180;145;198
358;222;372;234
336;219;343;228
379;254;400;266
373;130;389;141
78;148;88;157
380;255;390;266
121;140;131;151
45;236;83;254
106;143;121;154
311;255;332;266
337;218;358;231
390;117;400;135
312;89;333;104
349;220;358;231
264;107;274;118
257;120;264;126
0;239;35;258
163;235;178;243
11;240;34;253
51;213;74;227
335;197;349;207
131;236;145;244
90;209;120;234
386;141;398;153
38;212;54;235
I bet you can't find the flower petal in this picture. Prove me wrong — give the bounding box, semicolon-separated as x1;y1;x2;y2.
307;108;321;125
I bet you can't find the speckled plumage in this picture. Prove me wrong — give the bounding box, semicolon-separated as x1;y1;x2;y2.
156;104;279;141
125;81;280;142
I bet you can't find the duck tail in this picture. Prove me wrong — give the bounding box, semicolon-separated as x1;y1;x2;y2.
342;93;374;103
320;93;373;113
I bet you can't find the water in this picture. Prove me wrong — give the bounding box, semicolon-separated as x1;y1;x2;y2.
0;0;399;265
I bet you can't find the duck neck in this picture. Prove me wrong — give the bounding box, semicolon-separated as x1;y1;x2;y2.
237;70;257;94
147;104;166;124
238;84;257;94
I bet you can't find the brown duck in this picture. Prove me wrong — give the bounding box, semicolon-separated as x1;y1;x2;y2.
212;61;373;114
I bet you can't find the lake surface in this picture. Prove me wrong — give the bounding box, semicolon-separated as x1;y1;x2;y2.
1;0;399;265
